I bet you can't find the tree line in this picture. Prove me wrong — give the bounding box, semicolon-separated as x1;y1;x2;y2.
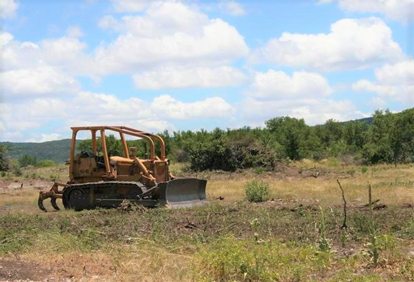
0;108;413;172
163;108;413;171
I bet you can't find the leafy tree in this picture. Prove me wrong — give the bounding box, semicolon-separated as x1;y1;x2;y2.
362;110;394;164
390;108;414;164
0;145;9;171
343;121;367;150
18;154;37;167
266;117;308;160
77;134;122;156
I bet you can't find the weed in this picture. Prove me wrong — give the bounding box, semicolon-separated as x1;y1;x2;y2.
402;219;414;238
13;166;22;176
361;166;368;174
195;236;330;281
352;213;378;235
254;167;265;175
49;174;58;181
367;233;380;266
317;207;331;252
245;180;270;203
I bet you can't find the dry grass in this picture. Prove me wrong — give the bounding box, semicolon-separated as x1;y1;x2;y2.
0;161;414;281
20;244;193;281
206;162;414;206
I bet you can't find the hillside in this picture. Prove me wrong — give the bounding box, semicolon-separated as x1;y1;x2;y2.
1;139;71;163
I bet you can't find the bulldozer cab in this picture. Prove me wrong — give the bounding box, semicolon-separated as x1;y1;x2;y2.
69;126;170;185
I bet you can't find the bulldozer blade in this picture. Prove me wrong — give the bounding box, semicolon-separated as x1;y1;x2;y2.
158;178;207;208
51;197;60;210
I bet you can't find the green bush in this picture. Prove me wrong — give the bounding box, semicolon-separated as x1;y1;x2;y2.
245;180;270;202
0;145;9;171
18;154;37;168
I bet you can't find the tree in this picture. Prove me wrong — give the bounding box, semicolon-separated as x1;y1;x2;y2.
77;134;122;156
390;108;414;164
362;110;394;164
0;145;9;171
18;154;37;167
266;117;308;160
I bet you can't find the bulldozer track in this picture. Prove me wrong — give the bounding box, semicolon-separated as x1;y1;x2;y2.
62;181;157;211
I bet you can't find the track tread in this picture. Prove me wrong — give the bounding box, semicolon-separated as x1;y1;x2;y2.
63;181;147;211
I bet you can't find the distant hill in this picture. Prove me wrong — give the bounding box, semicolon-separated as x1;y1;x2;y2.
353;117;373;124
1;139;71;163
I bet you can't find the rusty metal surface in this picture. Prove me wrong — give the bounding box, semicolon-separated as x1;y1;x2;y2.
38;126;207;212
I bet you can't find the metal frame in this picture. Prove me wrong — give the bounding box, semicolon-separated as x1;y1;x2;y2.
38;126;168;211
69;126;166;180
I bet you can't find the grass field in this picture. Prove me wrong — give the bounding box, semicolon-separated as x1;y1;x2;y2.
1;161;414;281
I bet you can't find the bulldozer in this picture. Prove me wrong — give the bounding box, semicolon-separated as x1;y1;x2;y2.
38;126;207;211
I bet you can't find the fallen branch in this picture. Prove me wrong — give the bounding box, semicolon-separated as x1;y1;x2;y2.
362;199;380;208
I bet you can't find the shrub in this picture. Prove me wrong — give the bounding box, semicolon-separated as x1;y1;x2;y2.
245;180;270;203
0;145;9;171
12;166;22;176
18;155;37;168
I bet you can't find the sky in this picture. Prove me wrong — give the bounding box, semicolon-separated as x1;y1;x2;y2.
0;0;413;142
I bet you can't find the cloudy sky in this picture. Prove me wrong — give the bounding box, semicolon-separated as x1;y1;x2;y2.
0;0;413;142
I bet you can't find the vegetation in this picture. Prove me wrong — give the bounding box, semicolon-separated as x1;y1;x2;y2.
1;158;414;280
245;180;270;202
1;109;413;172
0;139;70;163
0;145;9;171
1;109;413;280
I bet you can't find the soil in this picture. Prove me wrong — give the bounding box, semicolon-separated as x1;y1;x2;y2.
0;179;52;191
0;258;52;281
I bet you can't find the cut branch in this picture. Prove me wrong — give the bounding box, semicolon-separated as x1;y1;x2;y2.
337;179;347;229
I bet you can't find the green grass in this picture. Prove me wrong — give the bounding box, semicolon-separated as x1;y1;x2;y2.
1;162;414;280
0;202;413;280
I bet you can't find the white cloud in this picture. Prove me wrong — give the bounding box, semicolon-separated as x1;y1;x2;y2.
0;90;235;141
317;0;334;3
218;1;246;16
32;133;62;143
352;59;414;104
110;0;151;13
336;0;414;23
0;30;89;75
133;66;246;89
253;17;403;71
95;2;248;77
151;95;234;120
0;0;18;19
249;70;332;100
0;98;67;139
0;66;79;97
2;2;248;89
241;97;362;125
241;69;362;125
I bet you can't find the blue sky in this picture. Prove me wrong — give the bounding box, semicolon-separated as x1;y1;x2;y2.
0;0;413;142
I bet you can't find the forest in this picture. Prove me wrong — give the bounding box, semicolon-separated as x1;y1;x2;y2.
81;108;414;171
0;108;413;172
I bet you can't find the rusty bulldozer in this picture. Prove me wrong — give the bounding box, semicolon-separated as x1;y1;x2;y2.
38;126;207;211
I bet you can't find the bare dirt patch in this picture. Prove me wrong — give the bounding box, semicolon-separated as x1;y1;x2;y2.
0;257;51;281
